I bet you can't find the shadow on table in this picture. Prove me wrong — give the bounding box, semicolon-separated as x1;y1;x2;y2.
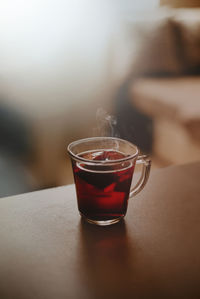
78;219;137;299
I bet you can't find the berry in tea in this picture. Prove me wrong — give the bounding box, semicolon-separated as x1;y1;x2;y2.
72;150;135;221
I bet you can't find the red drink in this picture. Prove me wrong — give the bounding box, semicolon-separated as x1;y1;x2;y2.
72;150;135;222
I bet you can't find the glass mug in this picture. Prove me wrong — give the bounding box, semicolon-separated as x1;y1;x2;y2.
68;137;151;226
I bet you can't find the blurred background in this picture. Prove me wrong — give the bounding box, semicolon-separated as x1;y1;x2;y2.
0;0;200;197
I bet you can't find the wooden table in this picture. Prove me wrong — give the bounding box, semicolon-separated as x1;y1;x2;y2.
0;162;200;299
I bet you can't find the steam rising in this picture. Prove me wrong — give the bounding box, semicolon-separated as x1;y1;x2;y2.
93;108;119;137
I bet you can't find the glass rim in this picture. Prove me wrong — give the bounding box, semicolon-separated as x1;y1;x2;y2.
67;137;139;165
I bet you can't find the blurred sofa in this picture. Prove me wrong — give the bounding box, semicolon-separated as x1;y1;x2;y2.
1;5;200;194
116;8;200;165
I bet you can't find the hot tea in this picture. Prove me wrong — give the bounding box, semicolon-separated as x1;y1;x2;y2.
72;150;135;222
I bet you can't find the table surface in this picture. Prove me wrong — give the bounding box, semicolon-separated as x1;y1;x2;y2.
0;162;200;299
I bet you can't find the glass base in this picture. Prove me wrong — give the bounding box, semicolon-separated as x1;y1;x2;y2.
80;213;123;226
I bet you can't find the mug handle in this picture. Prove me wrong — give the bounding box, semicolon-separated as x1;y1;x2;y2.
129;155;151;198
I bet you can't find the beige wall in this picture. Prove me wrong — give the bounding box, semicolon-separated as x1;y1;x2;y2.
160;0;200;7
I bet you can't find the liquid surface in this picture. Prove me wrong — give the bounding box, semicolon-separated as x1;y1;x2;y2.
82;149;129;162
72;150;135;221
